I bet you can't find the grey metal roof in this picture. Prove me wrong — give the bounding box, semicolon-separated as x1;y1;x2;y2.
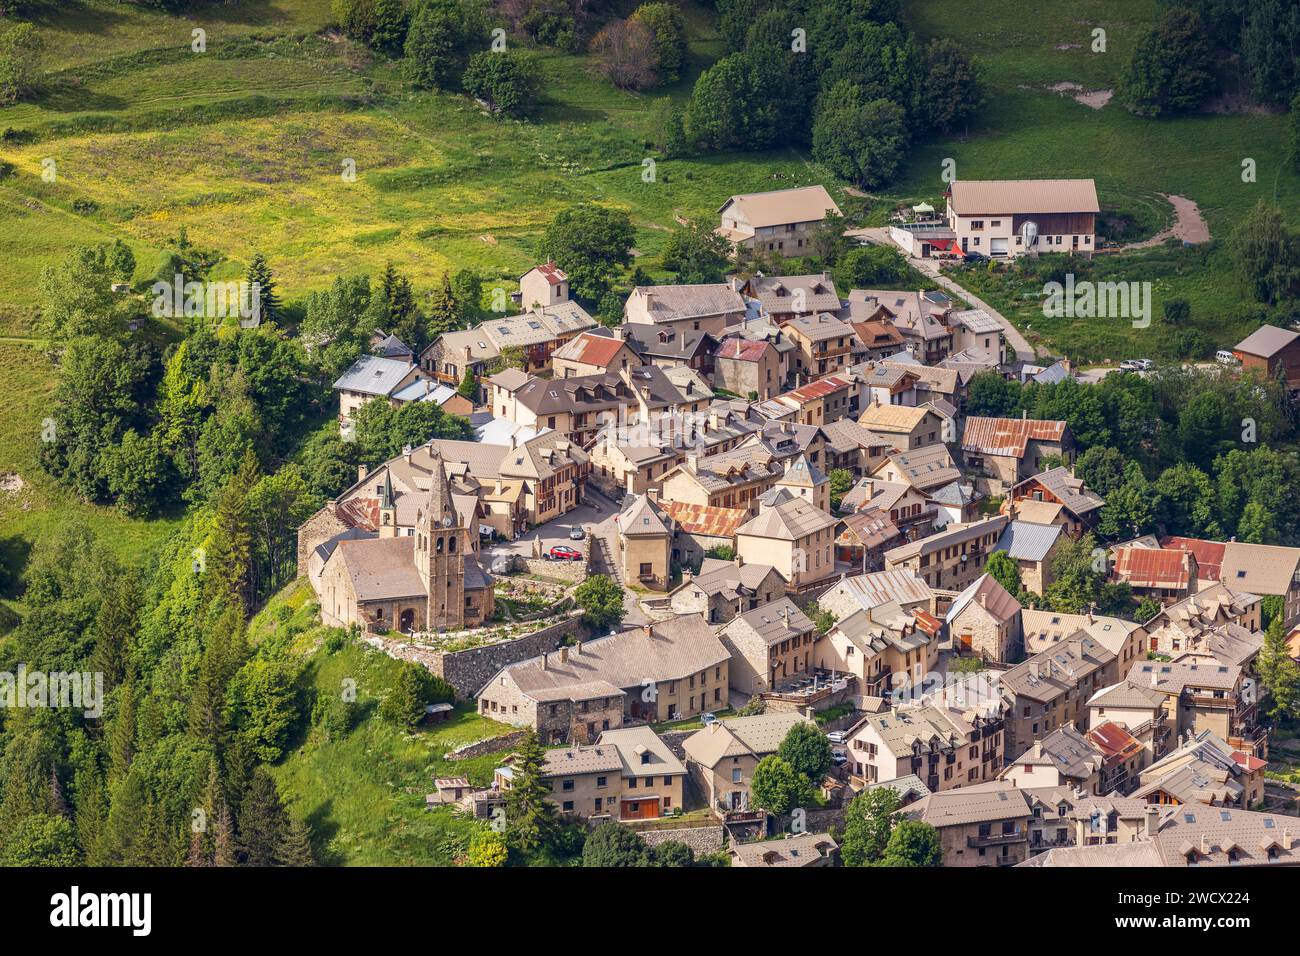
333;354;417;396
996;520;1063;562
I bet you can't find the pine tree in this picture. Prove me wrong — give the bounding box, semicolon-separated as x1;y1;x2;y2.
107;682;137;783
244;252;281;325
426;273;461;338
280;816;316;867
1259;616;1300;720
238;768;289;866
186;829;210;867
48;766;69;819
205;450;259;613
213;801;238;867
188;604;247;750
503;729;557;853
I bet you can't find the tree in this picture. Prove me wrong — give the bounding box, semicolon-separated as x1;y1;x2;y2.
370;0;411;55
832;244;908;292
1229;202;1299;305
922;37;983;133
660;220;732;284
1044;533;1106;614
244;252;282;326
1074;445;1128;497
879;820;941;867
812;85;907;188
457;365;478;400
749;755;814;815
467;827;508;866
629;2;687;84
38;245;136;341
463;49;542;118
1258;616;1300;721
1243;0;1300;105
984;550;1023;598
592;18;659;91
280;816;317;866
404;0;483;90
227;655;300;762
1117;6;1215;117
582;820;650;866
777;722;833;782
828;468;854;511
650;840;695;867
0;813;79;866
379;660;436;728
503;729;557;852
535;204;635;302
574;575;625;632
684;52;784;152
0;22;44;105
1133;596;1163;624
238;768;289;866
841;786;900;866
333;0;379;42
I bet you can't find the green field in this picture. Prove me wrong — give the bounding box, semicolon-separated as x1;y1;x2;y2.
1;0;1296;581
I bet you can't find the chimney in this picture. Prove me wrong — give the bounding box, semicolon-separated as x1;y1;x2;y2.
463;345;471;360
540;653;549;671
647;487;660;503
1150;668;1159;688
495;479;504;495
560;646;569;663
642;624;653;640
1144;805;1159;838
685;454;699;474
572;641;582;657
358;463;370;481
1284;829;1294;850
1022;408;1028;420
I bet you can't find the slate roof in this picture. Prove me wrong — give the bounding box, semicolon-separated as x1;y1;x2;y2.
736;489;837;540
747;273;842;315
629;284;744;322
946;573;1021;626
949;179;1100;215
723;598;816;648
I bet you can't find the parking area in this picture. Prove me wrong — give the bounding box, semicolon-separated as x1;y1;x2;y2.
484;487;623;563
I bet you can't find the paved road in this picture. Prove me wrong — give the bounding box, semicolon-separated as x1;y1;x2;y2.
848;227;1039;363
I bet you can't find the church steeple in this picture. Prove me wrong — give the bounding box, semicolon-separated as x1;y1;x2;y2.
414;450;466;632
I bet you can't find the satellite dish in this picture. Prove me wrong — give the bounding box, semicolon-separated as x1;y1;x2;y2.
1020;220;1039;248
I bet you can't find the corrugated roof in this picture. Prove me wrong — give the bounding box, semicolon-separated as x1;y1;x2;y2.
1113;546;1194;590
662;501;748;538
962;416;1068;458
996;520;1063;562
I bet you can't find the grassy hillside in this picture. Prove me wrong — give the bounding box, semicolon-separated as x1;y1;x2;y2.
890;0;1300;361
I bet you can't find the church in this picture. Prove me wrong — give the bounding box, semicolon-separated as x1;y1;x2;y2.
313;450;495;634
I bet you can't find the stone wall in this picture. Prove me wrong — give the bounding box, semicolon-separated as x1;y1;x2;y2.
361;612;586;700
296;503;352;579
519;556;589;582
638;825;726;854
444;731;526;761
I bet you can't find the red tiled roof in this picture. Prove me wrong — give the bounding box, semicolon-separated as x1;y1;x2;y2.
562;331;628;367
913;609;942;636
717;339;772;362
961;417;1067;458
534;262;567;285
785;374;853;402
1160;536;1224;581
1086;720;1143;765
337;496;379;532
1112;547;1193;590
1232;751;1268;773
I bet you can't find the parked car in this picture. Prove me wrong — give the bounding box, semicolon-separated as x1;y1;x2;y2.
1216;349;1240;365
962;251;989;264
1119;359;1153;372
700;712;718;727
548;545;582;561
826;730;846;744
831;752;848;767
569;526;585;540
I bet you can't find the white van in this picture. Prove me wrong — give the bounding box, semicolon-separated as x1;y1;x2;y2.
1216;350;1239;365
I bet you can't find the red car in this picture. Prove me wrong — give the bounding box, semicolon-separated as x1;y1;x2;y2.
548;545;583;561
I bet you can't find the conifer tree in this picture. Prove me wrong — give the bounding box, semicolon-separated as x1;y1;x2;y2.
244;252;282;325
187;829;210;867
280;816;316;867
238;768;289;866
503;728;557;853
107;682;137;783
426;272;462;339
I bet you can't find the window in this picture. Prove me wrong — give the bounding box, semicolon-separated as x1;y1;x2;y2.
562;801;574;812
562;780;574;791
732;768;743;783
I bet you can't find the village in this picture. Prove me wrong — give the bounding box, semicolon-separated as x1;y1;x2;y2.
292;179;1300;869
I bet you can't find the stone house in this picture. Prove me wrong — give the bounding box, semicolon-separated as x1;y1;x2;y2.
540;725;686;822
960;416;1073;495
718;597;819;695
716;185;842;259
946;573;1023;663
681;713;813;815
669;559;785;625
735;488;838;591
